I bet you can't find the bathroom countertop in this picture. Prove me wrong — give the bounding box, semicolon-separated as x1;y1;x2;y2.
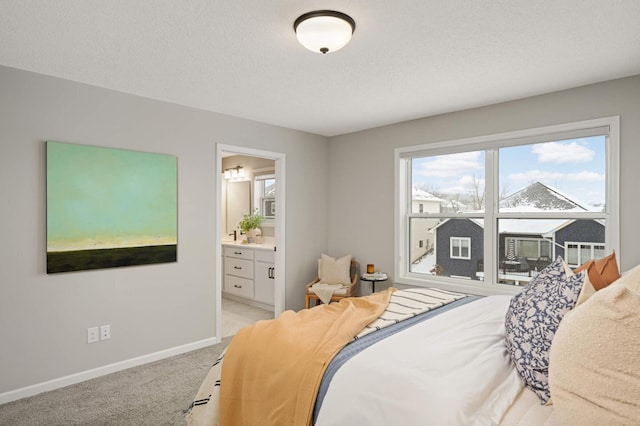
221;241;275;251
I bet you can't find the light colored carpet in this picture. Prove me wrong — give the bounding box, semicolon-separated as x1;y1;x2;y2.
0;336;232;426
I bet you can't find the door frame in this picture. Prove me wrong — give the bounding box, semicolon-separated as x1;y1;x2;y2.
215;143;286;342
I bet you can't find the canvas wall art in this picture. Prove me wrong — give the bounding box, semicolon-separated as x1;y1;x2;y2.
46;141;177;273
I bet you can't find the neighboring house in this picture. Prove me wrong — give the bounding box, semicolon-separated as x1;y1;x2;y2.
430;182;605;282
431;218;483;279
411;187;444;214
543;219;605;267
410;187;446;264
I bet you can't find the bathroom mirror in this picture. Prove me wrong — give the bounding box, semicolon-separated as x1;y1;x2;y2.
226;180;251;234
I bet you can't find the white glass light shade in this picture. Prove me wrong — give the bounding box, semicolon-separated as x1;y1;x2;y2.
224;166;244;179
294;11;355;54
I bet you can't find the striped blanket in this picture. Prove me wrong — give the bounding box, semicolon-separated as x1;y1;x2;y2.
186;287;466;426
355;287;466;339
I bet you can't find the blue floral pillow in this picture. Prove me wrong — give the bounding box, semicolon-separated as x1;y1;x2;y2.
504;256;586;404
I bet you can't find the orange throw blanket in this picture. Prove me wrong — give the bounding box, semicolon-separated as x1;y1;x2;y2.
219;288;395;425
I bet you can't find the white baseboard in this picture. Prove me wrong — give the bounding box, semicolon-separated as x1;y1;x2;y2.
0;336;219;405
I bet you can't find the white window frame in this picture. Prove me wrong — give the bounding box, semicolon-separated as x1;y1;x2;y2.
450;237;471;259
394;116;620;296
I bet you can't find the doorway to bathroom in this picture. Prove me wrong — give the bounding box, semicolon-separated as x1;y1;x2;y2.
215;144;286;342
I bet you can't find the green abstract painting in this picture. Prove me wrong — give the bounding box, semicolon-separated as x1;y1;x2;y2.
46;141;177;273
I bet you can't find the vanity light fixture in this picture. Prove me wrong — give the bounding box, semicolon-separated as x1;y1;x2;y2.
224;166;245;179
294;10;356;54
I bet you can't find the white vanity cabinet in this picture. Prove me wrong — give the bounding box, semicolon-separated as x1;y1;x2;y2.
254;249;275;305
223;245;274;310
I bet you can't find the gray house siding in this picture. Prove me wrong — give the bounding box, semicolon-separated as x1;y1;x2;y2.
434;219;483;278
434;218;604;278
554;219;605;259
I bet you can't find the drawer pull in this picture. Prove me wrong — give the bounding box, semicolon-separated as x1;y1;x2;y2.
234;251;242;255
234;266;242;270
234;284;242;288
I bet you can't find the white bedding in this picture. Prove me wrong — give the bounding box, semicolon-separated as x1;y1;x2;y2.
315;295;523;426
500;387;556;426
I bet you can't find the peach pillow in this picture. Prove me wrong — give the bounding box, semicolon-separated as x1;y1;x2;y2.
574;251;620;290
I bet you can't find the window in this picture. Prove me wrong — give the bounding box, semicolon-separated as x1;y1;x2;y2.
395;117;619;294
565;242;605;267
450;237;471;259
505;237;551;259
254;174;275;219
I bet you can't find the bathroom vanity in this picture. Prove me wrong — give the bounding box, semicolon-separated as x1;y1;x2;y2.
222;242;275;310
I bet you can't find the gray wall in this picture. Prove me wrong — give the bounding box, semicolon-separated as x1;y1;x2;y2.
2;64;638;399
0;66;328;394
328;75;640;287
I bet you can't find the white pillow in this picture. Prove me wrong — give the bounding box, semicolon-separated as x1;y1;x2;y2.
318;254;352;286
563;259;595;307
549;264;640;424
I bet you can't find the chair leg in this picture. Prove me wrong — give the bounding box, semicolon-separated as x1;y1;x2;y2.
305;295;309;309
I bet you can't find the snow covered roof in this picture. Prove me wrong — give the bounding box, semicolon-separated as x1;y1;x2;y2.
435;218;574;235
424;182;603;235
499;219;572;234
433;217;604;238
499;181;588;212
412;187;446;203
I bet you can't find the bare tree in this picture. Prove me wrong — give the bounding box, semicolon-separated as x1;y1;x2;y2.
469;175;485;210
499;183;512;202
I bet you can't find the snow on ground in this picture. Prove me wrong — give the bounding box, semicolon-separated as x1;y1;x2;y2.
411;254;436;274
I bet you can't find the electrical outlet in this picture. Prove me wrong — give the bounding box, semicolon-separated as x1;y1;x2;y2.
100;324;111;340
87;327;99;343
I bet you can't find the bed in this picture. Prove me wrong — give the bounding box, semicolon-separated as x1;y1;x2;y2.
187;255;640;425
313;294;528;425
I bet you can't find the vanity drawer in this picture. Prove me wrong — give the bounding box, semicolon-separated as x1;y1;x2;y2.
224;257;254;279
224;247;255;260
224;275;254;299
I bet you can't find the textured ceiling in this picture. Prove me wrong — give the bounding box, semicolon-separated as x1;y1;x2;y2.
1;1;639;136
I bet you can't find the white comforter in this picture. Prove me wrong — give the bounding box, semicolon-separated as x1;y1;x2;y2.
315;295;523;426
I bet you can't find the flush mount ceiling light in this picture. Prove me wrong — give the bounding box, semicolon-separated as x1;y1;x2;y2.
293;10;356;54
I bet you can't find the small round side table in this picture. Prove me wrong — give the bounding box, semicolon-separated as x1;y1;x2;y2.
360;274;388;294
